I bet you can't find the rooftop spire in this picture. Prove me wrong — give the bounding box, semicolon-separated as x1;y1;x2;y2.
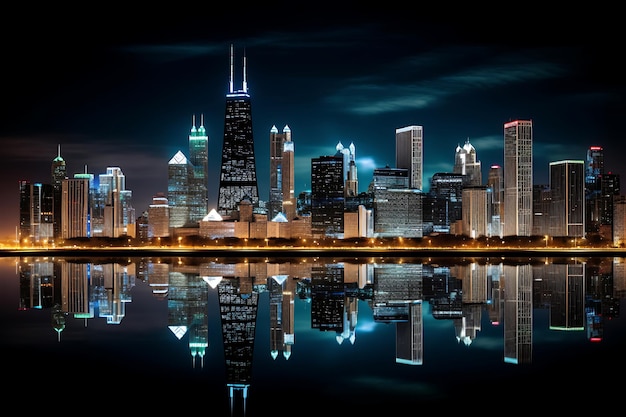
242;47;248;93
229;43;234;94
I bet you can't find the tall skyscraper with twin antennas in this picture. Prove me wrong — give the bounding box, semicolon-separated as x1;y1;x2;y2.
217;44;259;217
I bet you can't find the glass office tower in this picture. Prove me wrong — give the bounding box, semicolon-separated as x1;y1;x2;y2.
503;119;533;237
395;125;423;191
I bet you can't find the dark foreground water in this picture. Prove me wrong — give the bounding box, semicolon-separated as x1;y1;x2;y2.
2;255;624;415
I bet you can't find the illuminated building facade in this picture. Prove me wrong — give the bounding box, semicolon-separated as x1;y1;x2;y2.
148;193;169;237
18;181;54;243
396;125;423;191
51;144;66;238
503;119;533;237
311;155;344;238
217;44;259;216
61;177;91;238
549;160;585;237
532;184;551;236
336;141;357;197
601;173;620;234
613;195;626;246
18;180;31;241
168;150;190;228
585;146;604;233
188;115;209;224
454;138;482;186
427;172;465;233
268;124;295;221
487;164;503;237
369;167;422;238
94;167;134;238
461;185;489;238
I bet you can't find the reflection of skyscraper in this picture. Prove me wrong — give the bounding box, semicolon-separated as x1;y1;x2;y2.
217;44;259;216
544;263;585;330
166;270;209;367
503;119;533;237
268;274;295;360
503;264;533;364
396;301;423;365
218;277;259;416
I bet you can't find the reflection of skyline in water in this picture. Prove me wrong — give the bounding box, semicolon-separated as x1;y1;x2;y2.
11;256;625;414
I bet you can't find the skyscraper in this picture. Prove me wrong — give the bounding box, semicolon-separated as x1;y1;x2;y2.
51;144;66;238
61;176;91;239
335;141;357;196
585;146;603;233
395;125;423;191
94;167;134;237
487;164;503;237
268;124;295;221
549;160;585;237
454;138;482;186
217;44;259;217
188;114;209;223
503;119;533;237
168;150;190;228
18;180;54;244
311;155;344;237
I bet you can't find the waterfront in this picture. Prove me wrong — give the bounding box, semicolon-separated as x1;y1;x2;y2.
2;254;624;415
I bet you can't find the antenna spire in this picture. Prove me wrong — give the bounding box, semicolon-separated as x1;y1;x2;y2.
242;47;248;93
229;43;234;94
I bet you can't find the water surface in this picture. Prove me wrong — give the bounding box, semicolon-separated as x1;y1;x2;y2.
2;255;624;414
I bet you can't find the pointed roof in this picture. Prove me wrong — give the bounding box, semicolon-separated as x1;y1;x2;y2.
52;144;65;163
169;150;187;165
271;212;288;222
203;208;223;221
168;325;188;340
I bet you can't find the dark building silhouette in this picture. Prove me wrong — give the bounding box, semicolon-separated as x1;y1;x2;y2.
311;155;344;238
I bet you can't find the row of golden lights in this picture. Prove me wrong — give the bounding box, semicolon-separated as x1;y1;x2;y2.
3;234;620;250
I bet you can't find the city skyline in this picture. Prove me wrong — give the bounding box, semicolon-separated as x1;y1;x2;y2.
2;12;623;238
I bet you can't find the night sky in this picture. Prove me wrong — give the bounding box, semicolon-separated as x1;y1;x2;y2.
1;9;623;238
